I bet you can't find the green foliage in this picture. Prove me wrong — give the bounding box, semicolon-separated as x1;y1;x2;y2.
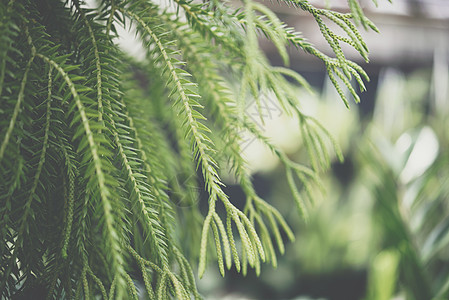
359;68;449;300
0;0;380;298
288;67;449;300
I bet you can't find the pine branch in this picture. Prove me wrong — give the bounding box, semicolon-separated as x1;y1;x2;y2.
37;51;128;297
120;6;266;278
173;22;297;271
1;0;384;297
0;27;35;163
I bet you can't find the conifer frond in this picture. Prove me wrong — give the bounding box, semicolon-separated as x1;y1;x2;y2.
1;0;379;298
121;5;268;278
172;0;246;57
37;51;129;296
72;3;172;267
170;22;300;271
239;114;336;221
0;27;35;164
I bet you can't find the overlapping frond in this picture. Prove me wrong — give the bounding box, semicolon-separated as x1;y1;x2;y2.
0;0;378;298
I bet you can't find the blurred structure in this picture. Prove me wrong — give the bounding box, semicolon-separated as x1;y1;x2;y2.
262;0;449;66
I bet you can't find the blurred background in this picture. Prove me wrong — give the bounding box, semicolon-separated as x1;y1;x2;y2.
197;0;449;299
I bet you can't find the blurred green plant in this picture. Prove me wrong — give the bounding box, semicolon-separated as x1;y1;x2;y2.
240;65;449;300
361;67;449;300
